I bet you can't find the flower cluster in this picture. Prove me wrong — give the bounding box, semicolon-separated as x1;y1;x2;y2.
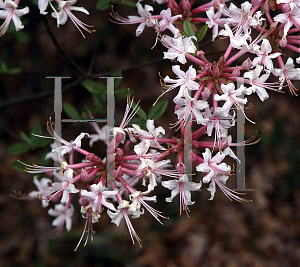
0;0;94;37
13;0;300;248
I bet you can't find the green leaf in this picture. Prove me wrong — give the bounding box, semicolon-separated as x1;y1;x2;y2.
196;24;208;43
63;102;81;120
10;160;33;172
148;99;168;121
6;68;22;75
20;131;32;145
30;124;42;136
121;2;136;8
6;142;31;155
40;147;52;166
31;137;53;148
111;69;122;88
96;0;111;10
128;117;147;130
14;30;30;43
115;88;134;98
0;61;22;75
92;94;104;111
82;80;107;95
182;20;196;37
0;61;7;73
131;101;147;121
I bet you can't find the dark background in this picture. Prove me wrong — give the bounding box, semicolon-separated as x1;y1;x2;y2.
1;1;300;266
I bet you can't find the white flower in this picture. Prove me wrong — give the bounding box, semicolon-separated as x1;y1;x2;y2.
272;57;300;95
0;0;29;36
128;0;154;36
88;125;110;147
132;119;165;149
174;90;208;126
52;168;79;204
38;0;49;15
196;148;231;183
28;176;53;207
163;65;199;100
51;0;94;37
53;132;89;157
48;204;74;232
214;83;247;115
219;24;251;50
206;7;225;41
244;65;269;101
80;183;118;213
252;39;281;71
162;174;201;215
158;8;181;37
162;35;197;64
207;174;248;202
201;107;235;139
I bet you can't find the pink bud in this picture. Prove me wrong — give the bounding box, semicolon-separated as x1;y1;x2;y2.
241;58;253;70
251;0;262;6
79;196;88;206
201;87;211;100
277;3;291;13
232;66;240;78
80;168;90;182
176;162;186;174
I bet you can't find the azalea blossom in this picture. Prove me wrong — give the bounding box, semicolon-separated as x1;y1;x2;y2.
214;83;247;115
174;90;208;126
162;35;197;64
274;3;300;34
272;57;300;95
163;65;200;101
48;204;74;234
158;8;181;37
111;0;155;37
28;176;53;207
0;0;29;36
219;23;251;49
252;39;281;71
88;125;111;147
132;119;165;149
80;183;118;213
74;205;101;251
207;174;248;201
244;64;270;101
51;0;94;38
107;200;142;246
206;6;225;41
38;0;50;15
52;168;79;204
52;132;89;157
201;107;235;142
162;174;201;216
196;148;231;183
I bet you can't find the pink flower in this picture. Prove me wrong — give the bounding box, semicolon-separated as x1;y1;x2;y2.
162;35;197;64
214;83;247;115
196;148;231;183
52;168;79;204
28;176;53;207
163;65;199;100
48;204;74;234
0;0;29;36
158;8;181;36
252;39;281;71
207;174;249;202
162;174;201;216
51;0;94;38
80;183;118;213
